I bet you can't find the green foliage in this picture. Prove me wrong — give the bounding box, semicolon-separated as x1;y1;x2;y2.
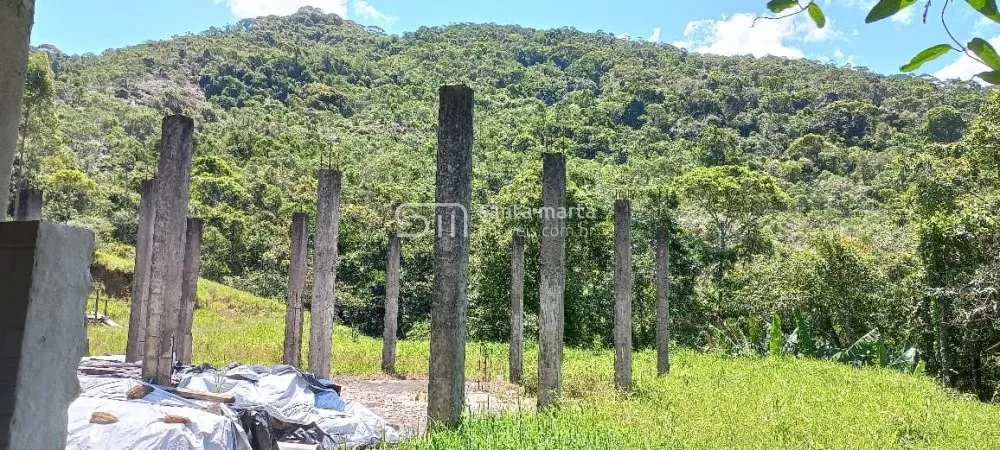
23;10;1000;397
23;51;55;110
695;126;744;167
762;0;1000;84
88;294;1000;449
794;309;814;356
866;0;918;23
769;313;783;356
900;44;953;73
969;38;1000;70
767;0;799;13
922;106;965;143
967;0;1000;24
807;2;826;28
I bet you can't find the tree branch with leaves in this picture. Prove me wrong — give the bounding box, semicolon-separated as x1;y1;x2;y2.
758;0;1000;84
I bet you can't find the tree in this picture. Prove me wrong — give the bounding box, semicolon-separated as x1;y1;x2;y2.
16;51;55;188
760;0;1000;84
906;90;1000;394
696;126;745;167
923;106;965;143
676;166;789;304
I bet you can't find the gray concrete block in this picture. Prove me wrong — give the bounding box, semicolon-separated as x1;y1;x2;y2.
13;189;41;222
0;221;94;450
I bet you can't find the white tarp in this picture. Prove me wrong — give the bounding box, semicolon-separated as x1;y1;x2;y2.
67;376;252;450
179;365;406;449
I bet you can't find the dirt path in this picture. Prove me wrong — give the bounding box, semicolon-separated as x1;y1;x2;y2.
335;375;534;434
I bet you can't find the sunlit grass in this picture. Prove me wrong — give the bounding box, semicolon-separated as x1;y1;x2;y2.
89;253;1000;449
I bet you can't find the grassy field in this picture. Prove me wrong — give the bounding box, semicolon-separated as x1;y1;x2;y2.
88;255;1000;449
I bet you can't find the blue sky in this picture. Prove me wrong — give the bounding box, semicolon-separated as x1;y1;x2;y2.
31;0;1000;80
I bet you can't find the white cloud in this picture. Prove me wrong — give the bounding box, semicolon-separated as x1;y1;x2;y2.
891;7;914;24
352;0;397;26
214;0;348;18
648;27;662;43
830;47;858;65
673;13;837;59
973;16;999;35
934;36;1000;81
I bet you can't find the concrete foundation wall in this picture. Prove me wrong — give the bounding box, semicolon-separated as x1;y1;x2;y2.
284;213;309;367
509;230;525;383
309;170;342;379
142;116;195;385
177;217;203;365
656;226;671;377
427;85;474;427
0;221;94;450
382;233;401;374
13;188;41;221
126;178;156;362
613;198;633;391
538;152;566;409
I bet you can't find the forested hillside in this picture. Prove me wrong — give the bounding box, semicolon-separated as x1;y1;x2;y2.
19;7;999;397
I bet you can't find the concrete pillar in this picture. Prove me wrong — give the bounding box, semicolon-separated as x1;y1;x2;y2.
142;116;195;385
126;178;156;362
381;232;401;374
13;188;41;221
427;85;473;427
538;152;566;410
655;226;671;377
176;217;203;366
0;221;94;450
283;213;308;367
0;0;34;220
309;169;342;379
614;198;633;391
509;229;525;383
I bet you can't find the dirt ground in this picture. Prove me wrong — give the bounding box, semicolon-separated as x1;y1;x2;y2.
336;375;534;434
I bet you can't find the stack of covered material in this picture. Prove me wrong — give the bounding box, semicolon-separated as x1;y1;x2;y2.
67;357;405;450
68;373;251;450
179;364;404;449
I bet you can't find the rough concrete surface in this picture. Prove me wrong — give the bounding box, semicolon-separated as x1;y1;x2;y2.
0;222;94;450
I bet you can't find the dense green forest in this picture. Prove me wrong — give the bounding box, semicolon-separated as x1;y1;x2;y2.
17;7;1000;398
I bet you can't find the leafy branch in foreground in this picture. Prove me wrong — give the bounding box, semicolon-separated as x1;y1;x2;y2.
757;0;1000;84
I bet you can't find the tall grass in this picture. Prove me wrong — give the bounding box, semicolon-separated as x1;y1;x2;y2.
88;253;1000;448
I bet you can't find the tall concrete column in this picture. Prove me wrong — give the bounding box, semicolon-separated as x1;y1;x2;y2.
0;0;34;220
176;217;203;365
427;85;474;427
382;232;401;374
126;178;157;362
509;229;525;383
0;221;94;450
655;226;671;377
614;198;633;391
309;169;342;379
13;188;41;221
283;213;309;367
142;116;195;385
538;152;566;410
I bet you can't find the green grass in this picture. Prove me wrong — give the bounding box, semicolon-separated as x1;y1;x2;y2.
89;253;1000;449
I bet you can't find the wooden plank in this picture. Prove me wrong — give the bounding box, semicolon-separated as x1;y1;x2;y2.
164;387;235;404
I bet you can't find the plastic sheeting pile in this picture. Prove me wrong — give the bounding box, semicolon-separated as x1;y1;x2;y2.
179;364;405;449
67;357;405;450
68;375;252;450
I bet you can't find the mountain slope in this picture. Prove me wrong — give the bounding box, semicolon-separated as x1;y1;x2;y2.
28;7;986;350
